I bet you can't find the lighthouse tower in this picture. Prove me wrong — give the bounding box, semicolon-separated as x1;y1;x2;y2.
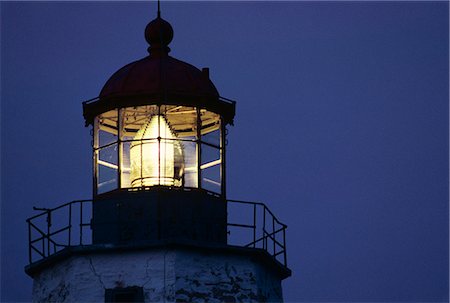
25;9;291;303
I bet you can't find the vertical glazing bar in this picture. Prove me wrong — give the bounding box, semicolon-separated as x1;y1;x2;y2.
93;118;99;196
80;202;83;245
117;109;122;188
196;108;202;188
47;211;50;258
93;148;98;195
253;204;256;248
220;121;226;197
28;222;32;263
140;133;143;187
68;203;72;246
158;105;161;185
283;226;287;267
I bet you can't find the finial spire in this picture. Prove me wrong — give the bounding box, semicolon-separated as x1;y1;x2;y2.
157;0;161;18
145;10;174;56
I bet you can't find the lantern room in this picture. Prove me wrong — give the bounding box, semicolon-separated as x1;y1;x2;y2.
83;15;235;197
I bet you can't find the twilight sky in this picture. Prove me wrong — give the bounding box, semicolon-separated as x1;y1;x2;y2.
1;1;448;302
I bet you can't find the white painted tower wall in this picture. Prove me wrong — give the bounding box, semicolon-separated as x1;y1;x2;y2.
32;249;283;302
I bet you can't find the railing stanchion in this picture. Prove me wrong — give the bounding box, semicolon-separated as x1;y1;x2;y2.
42;234;45;258
80;202;83;245
68;203;72;246
283;226;287;266
47;210;51;257
28;222;32;263
253;203;256;248
263;207;267;250
272;217;276;256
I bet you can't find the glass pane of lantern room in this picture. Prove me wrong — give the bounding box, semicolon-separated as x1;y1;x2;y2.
118;107;155;188
201;164;220;193
120;141;131;188
95;110;119;194
181;140;198;188
98;110;118;147
120;105;159;188
163;105;198;139
163;105;199;188
200;109;221;147
98;144;118;193
199;109;221;193
200;144;221;193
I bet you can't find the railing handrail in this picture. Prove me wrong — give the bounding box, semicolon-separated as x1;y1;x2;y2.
26;199;92;222
227;199;287;228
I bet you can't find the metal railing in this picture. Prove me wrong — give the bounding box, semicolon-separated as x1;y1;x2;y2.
27;200;92;263
227;200;287;267
27;199;287;267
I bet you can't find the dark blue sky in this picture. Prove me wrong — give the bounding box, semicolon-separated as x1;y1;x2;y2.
1;2;448;302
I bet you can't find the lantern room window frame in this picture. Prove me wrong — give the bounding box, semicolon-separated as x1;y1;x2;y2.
92;104;227;197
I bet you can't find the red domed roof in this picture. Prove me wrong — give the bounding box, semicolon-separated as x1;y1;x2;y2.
99;55;219;99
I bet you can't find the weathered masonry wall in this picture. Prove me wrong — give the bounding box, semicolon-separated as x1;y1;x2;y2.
31;249;284;302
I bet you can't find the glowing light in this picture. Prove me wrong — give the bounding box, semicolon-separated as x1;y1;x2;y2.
130;115;183;187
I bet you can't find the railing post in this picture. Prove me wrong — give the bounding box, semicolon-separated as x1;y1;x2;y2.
47;210;51;257
253;203;256;248
283;226;287;267
28;222;32;263
272;217;276;256
68;203;72;246
42;234;45;258
263;207;266;250
80;202;83;245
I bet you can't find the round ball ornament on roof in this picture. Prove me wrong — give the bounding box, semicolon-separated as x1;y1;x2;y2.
144;16;174;54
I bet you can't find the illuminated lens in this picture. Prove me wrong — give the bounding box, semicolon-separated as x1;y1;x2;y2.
130;115;183;187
